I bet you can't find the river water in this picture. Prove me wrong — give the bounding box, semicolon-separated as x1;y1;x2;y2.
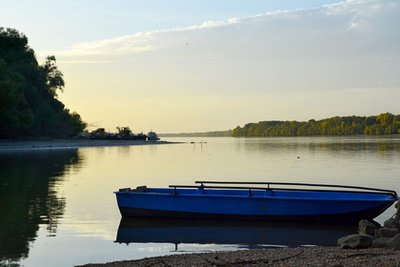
1;136;400;266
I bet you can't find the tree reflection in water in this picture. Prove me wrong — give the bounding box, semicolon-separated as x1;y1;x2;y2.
0;149;83;265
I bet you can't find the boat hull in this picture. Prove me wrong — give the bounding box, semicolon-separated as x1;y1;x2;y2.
117;205;391;223
115;187;397;223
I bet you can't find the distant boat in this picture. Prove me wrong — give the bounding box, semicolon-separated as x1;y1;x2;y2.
147;131;160;141
114;181;398;224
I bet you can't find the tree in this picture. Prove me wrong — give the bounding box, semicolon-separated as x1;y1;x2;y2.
0;28;86;139
232;113;400;137
41;56;65;98
0;59;34;137
376;112;393;127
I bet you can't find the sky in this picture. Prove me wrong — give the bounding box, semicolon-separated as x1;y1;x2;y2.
1;0;399;133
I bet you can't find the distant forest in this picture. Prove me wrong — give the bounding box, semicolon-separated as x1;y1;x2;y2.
0;28;86;139
160;130;232;137
232;113;400;137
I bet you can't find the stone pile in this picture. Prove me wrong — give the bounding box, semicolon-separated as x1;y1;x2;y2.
338;200;400;249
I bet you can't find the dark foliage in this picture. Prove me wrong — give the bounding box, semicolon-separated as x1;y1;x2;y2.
232;113;400;137
0;28;87;139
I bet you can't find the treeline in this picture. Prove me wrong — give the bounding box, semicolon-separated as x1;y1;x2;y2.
0;28;86;139
160;130;232;137
232;113;400;137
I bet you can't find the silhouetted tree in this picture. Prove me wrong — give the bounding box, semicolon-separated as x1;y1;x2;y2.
0;27;86;139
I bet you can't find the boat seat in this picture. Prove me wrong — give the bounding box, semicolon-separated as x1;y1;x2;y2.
119;187;131;192
134;186;147;192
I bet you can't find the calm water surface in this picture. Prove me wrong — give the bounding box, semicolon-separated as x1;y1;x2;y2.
1;136;400;266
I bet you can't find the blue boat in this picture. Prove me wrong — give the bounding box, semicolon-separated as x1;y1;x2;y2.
114;181;398;223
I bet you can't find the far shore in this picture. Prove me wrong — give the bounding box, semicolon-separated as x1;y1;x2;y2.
0;139;180;152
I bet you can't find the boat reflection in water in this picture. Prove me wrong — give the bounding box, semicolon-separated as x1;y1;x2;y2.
115;218;357;250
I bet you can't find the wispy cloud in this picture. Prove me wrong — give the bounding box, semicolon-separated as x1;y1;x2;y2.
47;0;398;61
53;0;400;132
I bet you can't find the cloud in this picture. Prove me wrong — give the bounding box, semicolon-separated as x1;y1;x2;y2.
71;36;155;55
53;0;400;132
38;34;155;62
56;0;399;95
51;0;398;60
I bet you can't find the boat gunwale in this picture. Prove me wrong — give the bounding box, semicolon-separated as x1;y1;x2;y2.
165;181;399;199
114;188;397;202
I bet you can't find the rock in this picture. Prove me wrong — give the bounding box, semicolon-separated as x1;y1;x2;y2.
374;228;379;238
384;218;400;229
378;227;399;238
395;201;400;221
372;237;391;248
338;234;373;249
386;234;400;250
358;220;378;235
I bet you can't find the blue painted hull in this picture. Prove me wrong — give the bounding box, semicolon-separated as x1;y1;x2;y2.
115;187;397;223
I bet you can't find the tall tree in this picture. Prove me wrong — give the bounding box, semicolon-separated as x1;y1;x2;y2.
0;28;86;139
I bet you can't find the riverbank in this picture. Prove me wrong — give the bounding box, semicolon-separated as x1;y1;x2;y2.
77;246;400;266
0;139;177;152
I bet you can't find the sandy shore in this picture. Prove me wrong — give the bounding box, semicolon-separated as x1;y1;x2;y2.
0;139;177;151
77;247;400;266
